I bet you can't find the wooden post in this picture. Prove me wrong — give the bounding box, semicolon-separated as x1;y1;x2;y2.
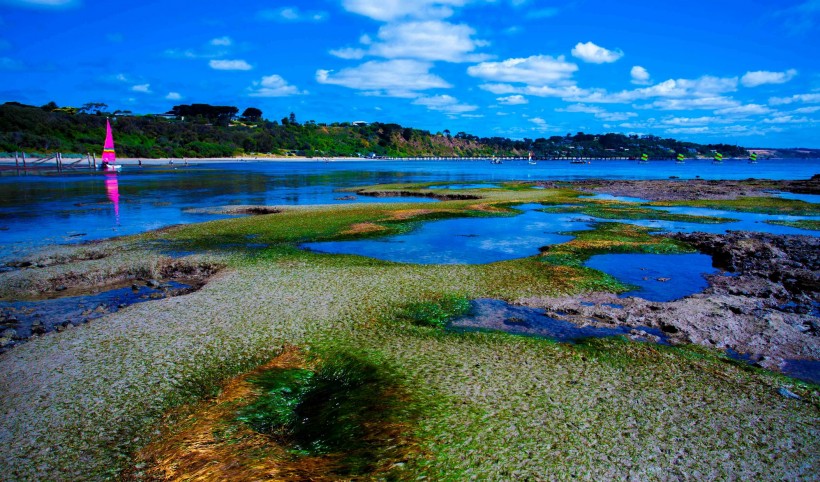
22;152;26;169
14;151;18;167
92;153;97;170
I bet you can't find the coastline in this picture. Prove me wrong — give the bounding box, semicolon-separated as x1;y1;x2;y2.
0;177;818;480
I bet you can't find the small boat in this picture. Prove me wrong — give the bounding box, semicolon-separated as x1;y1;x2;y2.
638;153;649;164
527;151;536;165
100;118;122;171
748;152;758;164
490;155;501;164
570;158;588;164
676;153;685;164
712;152;723;164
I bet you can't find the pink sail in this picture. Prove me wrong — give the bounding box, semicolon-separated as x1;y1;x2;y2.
101;118;116;163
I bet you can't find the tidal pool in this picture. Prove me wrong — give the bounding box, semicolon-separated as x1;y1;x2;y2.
585;253;719;301
449;298;669;343
0;280;191;350
302;204;593;264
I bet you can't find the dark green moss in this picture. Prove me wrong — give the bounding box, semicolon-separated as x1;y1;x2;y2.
236;352;409;475
400;294;472;329
541;204;736;223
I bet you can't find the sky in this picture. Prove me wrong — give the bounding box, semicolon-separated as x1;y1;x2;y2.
0;0;819;147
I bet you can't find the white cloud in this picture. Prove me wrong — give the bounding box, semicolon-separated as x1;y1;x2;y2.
768;93;820;105
528;116;555;132
341;0;467;21
0;0;79;8
637;96;739;110
316;59;451;97
248;74;306;97
412;94;478;114
131;84;151;93
467;55;578;85
762;115;811;124
166;92;182;100
714;104;771;116
209;59;252;71
257;6;328;22
741;69;797;87
329;47;366;60
210;36;232;46
630;65;650;85
571;41;623;64
792;105;820;114
497;95;528;105
557;103;637;121
367;20;489;62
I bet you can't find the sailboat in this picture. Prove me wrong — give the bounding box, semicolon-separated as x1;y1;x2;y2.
490;154;502;164
676;153;685;164
712;152;723;164
528;151;536;165
100;118;122;171
748;152;758;164
638;153;649;164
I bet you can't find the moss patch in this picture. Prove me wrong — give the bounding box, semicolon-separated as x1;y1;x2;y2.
765;219;820;231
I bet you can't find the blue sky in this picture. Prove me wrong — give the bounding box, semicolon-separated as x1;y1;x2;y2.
1;0;819;147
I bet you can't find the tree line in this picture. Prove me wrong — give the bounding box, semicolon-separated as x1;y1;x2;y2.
0;101;751;159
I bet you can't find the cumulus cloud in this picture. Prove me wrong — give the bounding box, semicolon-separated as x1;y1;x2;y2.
467;55;578;86
768;93;820;105
166;92;182;100
741;69;797;87
316;59;451;97
257;6;328;22
131;84;151;93
412;94;478;114
497;95;528;105
367;20;489;62
341;0;467;21
209;59;252;71
248;74;306;97
571;41;623;64
630;65;651;85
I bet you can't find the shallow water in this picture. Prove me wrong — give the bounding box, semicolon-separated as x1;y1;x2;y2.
302;204;592;264
0;280;190;348
2;158;819;261
449;298;669;343
584;253;719;301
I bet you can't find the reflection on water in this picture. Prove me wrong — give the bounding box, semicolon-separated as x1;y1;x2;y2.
585;253;718;301
104;173;120;223
302;204;591;264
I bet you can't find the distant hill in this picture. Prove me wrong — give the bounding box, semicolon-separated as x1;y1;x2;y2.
0;101;762;159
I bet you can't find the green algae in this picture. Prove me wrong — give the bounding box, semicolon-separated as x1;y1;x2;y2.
236;351;414;476
399;294;471;329
765;219;820;231
7;182;819;481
